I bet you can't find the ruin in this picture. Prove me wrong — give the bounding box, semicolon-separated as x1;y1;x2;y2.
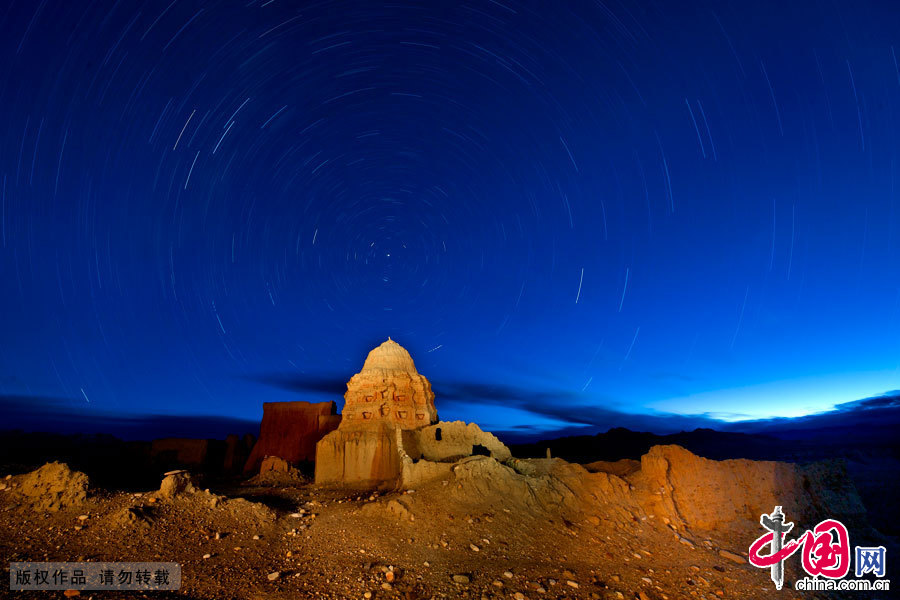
339;337;438;428
243;400;341;473
315;338;511;489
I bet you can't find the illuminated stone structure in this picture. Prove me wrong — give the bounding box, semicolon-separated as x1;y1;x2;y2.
340;338;439;428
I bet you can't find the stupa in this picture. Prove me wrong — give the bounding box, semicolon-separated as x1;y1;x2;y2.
315;338;510;489
340;338;439;428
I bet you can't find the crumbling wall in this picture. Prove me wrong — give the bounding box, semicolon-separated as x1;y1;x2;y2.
627;445;868;535
315;423;402;489
244;400;339;473
402;421;511;463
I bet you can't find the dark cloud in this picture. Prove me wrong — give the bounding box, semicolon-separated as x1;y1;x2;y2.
242;373;346;396
1;394;258;441
727;391;900;441
433;380;725;434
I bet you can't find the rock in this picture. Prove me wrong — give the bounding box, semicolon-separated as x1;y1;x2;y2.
638;592;651;600
11;462;89;512
566;580;578;588
202;554;211;559
586;515;601;526
514;593;526;600
267;571;280;581
381;582;392;590
452;574;470;584
719;549;746;564
158;471;196;499
469;543;480;551
112;507;152;530
503;571;514;578
364;593;372;599
492;580;503;587
63;590;79;597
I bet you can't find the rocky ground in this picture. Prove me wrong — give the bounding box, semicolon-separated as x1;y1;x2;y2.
0;457;886;600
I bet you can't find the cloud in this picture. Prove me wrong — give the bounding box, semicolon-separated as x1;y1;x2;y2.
432;380;726;434
0;394;258;441
242;373;346;395
727;390;900;439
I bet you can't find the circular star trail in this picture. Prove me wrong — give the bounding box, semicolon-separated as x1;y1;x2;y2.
1;1;899;434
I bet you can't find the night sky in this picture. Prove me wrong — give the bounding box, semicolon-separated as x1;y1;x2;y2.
2;0;900;440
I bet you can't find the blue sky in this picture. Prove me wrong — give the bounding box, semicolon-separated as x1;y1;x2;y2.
1;0;899;440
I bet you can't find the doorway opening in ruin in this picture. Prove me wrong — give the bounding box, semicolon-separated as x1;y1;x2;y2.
435;427;442;441
472;444;490;456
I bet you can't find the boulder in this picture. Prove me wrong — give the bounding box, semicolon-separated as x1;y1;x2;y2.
157;470;197;499
243;400;340;473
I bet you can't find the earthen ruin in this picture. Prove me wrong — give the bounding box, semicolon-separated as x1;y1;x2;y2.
243;400;341;473
316;339;511;489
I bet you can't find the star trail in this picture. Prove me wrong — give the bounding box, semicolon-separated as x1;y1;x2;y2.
1;0;899;439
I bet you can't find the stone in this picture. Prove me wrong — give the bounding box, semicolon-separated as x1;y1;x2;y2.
566;580;579;588
244;400;340;473
63;591;79;597
452;574;470;584
267;571;280;581
158;471;196;499
718;549;746;564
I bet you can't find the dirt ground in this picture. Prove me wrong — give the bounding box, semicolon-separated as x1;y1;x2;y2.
0;461;861;600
